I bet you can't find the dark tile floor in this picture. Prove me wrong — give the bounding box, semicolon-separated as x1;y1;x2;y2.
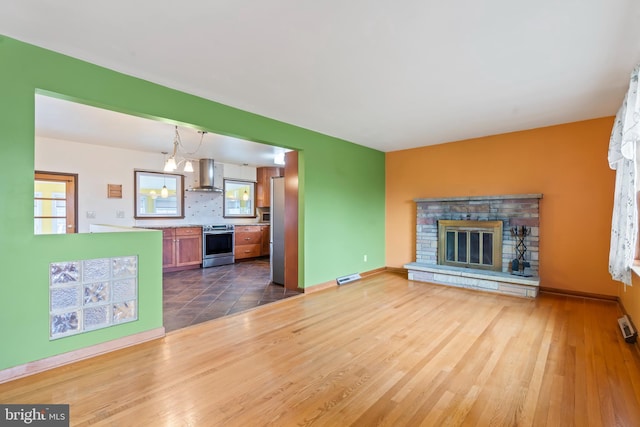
163;257;300;332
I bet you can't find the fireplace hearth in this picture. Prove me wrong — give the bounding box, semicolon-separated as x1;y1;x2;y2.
405;194;542;298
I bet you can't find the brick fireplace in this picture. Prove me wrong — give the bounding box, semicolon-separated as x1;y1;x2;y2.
404;194;542;298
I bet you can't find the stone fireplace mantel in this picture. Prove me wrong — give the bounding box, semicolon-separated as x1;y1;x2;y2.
413;193;543;203
404;193;542;298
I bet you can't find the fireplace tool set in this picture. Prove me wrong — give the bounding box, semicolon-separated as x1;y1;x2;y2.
511;225;532;276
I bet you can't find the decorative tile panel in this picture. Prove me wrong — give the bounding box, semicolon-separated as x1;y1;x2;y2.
112;256;137;278
50;311;79;336
82;258;110;282
83;282;109;305
184;162;225;222
51;287;81;311
113;300;136;323
112;279;136;302
84;305;110;330
49;256;138;339
50;262;80;286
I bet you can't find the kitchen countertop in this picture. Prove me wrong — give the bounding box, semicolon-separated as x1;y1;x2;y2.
134;224;203;229
135;223;270;229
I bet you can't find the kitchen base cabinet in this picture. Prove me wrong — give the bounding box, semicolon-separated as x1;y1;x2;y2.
162;229;177;268
158;226;202;272
260;225;270;256
176;227;203;267
236;243;262;259
235;225;270;260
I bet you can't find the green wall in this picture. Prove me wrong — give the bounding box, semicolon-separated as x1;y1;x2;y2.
0;36;385;371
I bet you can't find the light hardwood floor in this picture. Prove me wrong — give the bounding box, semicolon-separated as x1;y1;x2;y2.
2;272;640;426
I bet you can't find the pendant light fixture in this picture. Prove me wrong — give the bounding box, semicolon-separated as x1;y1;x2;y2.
163;156;177;172
163;126;205;173
161;173;169;198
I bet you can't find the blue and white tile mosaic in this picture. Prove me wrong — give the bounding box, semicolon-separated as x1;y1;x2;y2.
49;256;138;339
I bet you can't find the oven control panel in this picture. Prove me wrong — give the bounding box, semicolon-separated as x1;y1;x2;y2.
203;224;234;233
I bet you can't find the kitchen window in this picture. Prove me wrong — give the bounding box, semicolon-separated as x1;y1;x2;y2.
223;179;256;218
134;170;185;219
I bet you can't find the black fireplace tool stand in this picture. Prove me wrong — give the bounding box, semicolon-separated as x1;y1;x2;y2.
511;225;532;276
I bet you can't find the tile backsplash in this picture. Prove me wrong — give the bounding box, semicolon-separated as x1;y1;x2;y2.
135;161;260;227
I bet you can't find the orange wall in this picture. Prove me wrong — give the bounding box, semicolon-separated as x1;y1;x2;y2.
386;117;620;296
621;279;640;331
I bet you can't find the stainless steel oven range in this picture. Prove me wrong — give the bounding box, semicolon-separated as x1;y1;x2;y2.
202;224;234;267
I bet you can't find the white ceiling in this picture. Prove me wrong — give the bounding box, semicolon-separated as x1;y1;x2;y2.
4;1;640;153
35;94;288;168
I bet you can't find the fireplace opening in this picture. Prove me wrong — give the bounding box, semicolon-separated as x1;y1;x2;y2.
438;220;502;271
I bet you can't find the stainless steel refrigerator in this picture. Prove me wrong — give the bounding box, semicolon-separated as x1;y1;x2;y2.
270;176;285;285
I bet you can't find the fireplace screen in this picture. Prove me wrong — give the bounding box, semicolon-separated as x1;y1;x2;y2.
438;220;502;271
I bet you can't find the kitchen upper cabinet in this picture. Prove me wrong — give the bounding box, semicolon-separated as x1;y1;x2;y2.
223;164;256;181
158;226;202;272
256;167;283;208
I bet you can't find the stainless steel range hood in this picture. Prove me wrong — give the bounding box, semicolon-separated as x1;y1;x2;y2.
186;159;222;192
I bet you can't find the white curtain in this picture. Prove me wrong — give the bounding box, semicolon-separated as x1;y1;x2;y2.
608;64;640;286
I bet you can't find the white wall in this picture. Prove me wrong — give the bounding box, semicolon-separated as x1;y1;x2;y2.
35;137;259;232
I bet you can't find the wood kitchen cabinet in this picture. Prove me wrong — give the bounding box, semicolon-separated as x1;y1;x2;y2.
161;228;177;268
256;167;283;208
260;225;270;256
235;225;267;260
159;226;202;272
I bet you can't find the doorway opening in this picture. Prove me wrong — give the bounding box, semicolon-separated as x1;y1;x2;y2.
35;94;301;332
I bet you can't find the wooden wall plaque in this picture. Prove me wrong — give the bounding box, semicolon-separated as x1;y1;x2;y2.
108;184;122;198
